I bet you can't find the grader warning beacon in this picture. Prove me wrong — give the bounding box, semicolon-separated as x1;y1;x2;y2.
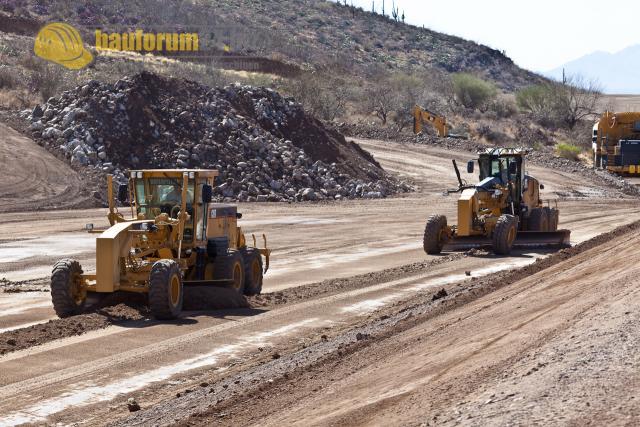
51;169;271;319
423;148;570;255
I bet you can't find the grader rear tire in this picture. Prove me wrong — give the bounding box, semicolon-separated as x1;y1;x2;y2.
149;260;183;320
493;214;518;255
528;208;548;232
423;215;448;255
242;249;263;296
51;259;86;318
213;250;245;295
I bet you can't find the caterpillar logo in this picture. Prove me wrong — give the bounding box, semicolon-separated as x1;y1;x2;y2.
34;23;93;70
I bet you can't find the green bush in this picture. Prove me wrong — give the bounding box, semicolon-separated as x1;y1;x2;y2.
451;73;497;110
556;142;581;160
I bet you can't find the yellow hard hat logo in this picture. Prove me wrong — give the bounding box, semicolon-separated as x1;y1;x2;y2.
34;23;93;70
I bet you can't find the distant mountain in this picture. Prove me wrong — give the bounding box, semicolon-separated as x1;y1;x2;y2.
545;45;640;94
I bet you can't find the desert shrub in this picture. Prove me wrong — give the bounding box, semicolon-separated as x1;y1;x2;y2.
451;73;497;110
29;63;63;101
556;142;581;160
0;66;16;89
517;75;601;130
488;97;518;118
282;73;348;122
477;124;508;143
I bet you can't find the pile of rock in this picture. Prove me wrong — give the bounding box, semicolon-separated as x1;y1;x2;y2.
25;72;411;202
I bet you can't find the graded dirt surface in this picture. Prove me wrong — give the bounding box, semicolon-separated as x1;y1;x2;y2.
0;137;639;426
182;221;640;427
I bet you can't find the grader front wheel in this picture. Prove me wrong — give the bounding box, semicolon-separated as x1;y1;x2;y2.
149;260;183;320
493;215;518;255
423;214;448;255
51;259;86;318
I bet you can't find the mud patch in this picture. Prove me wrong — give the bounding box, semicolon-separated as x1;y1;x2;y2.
0;277;49;293
0;299;147;356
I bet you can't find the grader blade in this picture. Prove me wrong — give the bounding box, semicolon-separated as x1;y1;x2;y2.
513;230;571;248
443;229;571;252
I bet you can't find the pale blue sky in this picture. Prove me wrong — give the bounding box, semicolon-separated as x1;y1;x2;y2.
332;0;640;71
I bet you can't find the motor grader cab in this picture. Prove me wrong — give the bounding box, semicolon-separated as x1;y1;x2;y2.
51;169;271;320
423;148;570;255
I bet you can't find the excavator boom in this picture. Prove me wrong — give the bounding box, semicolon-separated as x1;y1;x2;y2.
413;105;448;137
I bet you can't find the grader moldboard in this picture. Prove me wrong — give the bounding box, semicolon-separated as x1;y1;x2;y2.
51;169;271;320
423;148;571;255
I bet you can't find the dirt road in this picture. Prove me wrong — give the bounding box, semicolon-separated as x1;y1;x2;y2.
191;220;640;427
0;138;638;425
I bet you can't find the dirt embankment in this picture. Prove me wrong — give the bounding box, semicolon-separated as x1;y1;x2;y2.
0;121;100;213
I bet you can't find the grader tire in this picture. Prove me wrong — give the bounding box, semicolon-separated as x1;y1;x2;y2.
423;214;448;255
149;260;183;320
545;207;559;231
242;249;263;296
213;250;245;295
493;214;518;255
51;259;86;318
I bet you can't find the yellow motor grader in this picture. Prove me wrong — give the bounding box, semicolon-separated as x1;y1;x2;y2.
423;148;570;255
51;169;270;319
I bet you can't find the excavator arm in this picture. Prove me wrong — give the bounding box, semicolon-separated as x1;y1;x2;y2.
413;105;448;137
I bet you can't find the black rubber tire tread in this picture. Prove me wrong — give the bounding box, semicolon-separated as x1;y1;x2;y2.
545;207;559;231
51;259;85;318
493;214;518;255
149;259;183;320
528;208;548;232
242;248;263;296
423;214;448;255
213;250;245;294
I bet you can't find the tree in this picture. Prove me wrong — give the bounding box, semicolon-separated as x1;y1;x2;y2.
517;74;602;129
366;84;396;125
553;75;602;129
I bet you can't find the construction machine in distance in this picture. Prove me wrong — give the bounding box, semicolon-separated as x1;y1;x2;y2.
413;105;448;137
423;148;571;255
51;169;271;320
592;111;640;175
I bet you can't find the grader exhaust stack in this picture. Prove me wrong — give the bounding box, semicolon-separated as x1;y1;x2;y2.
423;149;571;255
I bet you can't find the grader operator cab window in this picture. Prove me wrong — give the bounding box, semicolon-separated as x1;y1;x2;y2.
479;156;519;185
134;177;196;241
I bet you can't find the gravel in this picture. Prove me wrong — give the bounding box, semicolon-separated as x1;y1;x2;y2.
24;72;411;203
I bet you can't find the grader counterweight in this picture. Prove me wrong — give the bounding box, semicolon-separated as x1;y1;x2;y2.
51;169;271;320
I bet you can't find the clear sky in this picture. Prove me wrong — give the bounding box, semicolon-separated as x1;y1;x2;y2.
334;0;640;72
